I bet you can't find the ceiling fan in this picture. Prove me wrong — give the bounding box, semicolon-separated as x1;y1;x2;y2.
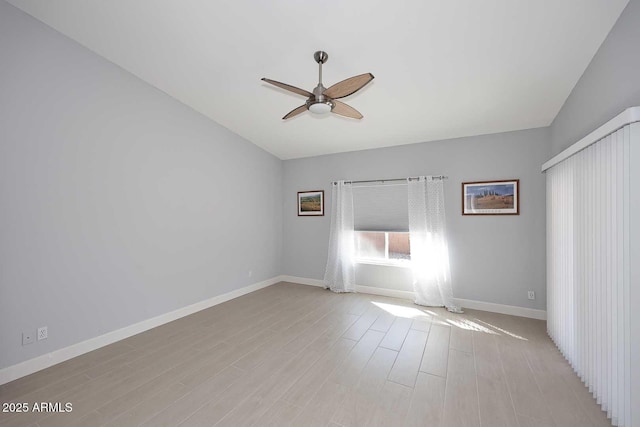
261;51;374;120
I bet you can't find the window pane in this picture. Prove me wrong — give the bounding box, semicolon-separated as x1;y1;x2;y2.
355;231;385;259
389;232;411;260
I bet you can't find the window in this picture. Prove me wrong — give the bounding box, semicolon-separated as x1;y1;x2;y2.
355;231;411;265
351;182;411;266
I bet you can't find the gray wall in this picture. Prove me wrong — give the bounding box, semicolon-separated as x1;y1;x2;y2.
283;128;550;310
0;2;282;369
550;0;640;156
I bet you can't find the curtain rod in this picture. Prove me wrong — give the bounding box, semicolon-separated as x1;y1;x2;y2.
331;175;448;185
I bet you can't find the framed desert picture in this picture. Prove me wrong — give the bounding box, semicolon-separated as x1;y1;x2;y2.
462;179;519;215
298;190;324;216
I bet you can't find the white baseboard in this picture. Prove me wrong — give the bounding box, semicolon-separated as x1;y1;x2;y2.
0;276;281;386
354;285;416;300
280;275;547;320
452;298;547;321
279;275;325;288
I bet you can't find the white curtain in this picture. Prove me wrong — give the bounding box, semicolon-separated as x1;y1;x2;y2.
407;176;460;312
323;181;356;293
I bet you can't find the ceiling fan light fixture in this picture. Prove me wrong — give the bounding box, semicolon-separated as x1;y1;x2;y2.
308;101;333;114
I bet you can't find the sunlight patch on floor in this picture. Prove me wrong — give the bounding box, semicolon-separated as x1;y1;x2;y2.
472;318;529;341
371;302;528;340
444;318;498;334
371;301;430;319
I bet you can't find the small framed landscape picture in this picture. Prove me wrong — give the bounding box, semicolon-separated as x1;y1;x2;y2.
298;190;324;216
462;179;519;215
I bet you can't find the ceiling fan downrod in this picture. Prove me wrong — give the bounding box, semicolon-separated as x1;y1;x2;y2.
312;51;330;109
314;50;328;86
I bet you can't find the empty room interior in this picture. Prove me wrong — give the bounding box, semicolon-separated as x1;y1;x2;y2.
1;1;639;426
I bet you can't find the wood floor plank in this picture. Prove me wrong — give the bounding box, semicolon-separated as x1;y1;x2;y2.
141;365;249;427
473;331;518;427
66;410;110;427
177;348;297;427
410;318;432;332
560;368;613;427
290;380;349;426
331;347;398;426
342;295;371;316
281;338;356;408
388;329;428;387
38;356;191;427
496;336;555;425
178;343;246;388
370;312;396;332
0;341;135;401
33;368;139;427
250;399;302;427
94;344;227;420
379;317;412;351
341;305;381;341
419;324;450;378
449;321;474;353
101;382;189;427
215;332;342;427
281;313;358;355
2;371;92;409
441;349;480;427
522;340;596;427
517;414;556;427
404;372;446;427
232;322;312;371
331;330;385;388
370;381;413;427
354;347;399;398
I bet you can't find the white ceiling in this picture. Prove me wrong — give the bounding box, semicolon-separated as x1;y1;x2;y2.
8;0;629;159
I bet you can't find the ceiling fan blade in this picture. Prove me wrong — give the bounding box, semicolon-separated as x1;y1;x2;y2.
261;78;313;97
282;104;308;120
323;73;374;99
331;100;363;119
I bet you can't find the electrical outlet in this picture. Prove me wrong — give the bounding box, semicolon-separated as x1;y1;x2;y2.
22;332;34;345
527;291;535;300
38;326;48;341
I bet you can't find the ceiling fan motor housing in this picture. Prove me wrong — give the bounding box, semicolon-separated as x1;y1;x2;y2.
307;83;334;114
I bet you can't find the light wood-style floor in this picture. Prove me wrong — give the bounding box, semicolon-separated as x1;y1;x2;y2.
0;282;612;427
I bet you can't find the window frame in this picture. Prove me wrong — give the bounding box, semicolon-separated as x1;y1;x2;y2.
354;230;411;268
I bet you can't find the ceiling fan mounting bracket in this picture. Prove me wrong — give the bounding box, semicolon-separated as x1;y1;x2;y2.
314;51;329;64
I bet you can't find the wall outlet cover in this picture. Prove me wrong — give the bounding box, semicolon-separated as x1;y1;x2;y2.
527;291;535;300
37;326;48;341
22;332;34;345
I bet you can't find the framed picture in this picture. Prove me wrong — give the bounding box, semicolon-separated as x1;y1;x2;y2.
298;190;324;216
462;179;519;215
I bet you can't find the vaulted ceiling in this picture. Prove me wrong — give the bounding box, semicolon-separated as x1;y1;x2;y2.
7;0;629;159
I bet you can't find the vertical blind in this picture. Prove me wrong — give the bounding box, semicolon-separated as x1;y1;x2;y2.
546;125;632;426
